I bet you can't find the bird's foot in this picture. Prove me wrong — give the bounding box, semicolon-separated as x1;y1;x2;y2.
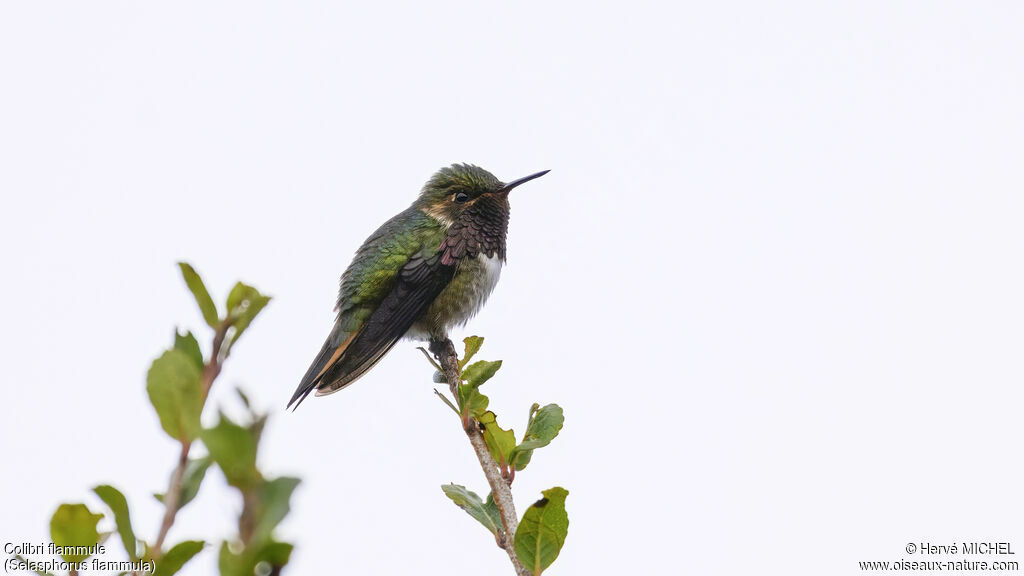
428;338;457;362
428;339;446;359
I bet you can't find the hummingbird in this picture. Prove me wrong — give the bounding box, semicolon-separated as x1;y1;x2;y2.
288;164;549;409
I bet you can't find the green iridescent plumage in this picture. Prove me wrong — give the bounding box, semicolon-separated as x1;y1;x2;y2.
289;164;549;409
336;209;446;333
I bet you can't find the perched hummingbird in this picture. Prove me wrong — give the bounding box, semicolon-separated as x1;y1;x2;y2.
288;164;549;409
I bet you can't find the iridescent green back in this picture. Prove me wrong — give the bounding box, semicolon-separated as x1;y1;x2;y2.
332;207;446;341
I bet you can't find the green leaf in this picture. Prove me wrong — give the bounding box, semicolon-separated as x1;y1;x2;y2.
155;457;213;510
218;540;293;576
225;281;249;311
256;541;294;567
93;485;139;560
441;484;503;536
217;541;247;576
478;411;516;467
462;359;502;387
456;359;500;419
225;282;271;345
457;386;490;419
153;540;204;576
173;330;204;370
49;503;104;563
178;262;220;328
510;404;565;471
511;446;535;471
147;349;204;441
514;487;569;575
460;336;484;369
252;476;301;544
484;493;501;531
201;413;262;489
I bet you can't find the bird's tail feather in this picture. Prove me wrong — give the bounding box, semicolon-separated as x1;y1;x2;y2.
313;338;398;397
288;331;357;410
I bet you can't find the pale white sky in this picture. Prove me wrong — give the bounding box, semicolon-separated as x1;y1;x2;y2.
2;2;1023;575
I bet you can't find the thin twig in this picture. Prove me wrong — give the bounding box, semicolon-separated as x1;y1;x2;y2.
151;440;191;557
151;321;230;559
434;339;530;576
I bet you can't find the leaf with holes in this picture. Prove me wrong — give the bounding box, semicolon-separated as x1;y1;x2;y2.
478;411;516;468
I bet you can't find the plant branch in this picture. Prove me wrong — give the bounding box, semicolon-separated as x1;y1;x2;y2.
151;321;231;558
434;339;530;576
151;440;190;558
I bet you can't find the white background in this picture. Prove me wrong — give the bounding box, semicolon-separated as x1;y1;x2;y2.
2;2;1023;574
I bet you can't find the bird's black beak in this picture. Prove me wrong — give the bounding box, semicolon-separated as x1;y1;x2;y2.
500;170;550;195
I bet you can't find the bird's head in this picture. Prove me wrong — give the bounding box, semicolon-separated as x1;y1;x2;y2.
417;163;549;226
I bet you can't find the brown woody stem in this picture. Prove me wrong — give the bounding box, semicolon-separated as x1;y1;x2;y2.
434;339;530;576
151;321;230;559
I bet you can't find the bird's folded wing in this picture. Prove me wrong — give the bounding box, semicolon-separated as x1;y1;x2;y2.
287;252;455;409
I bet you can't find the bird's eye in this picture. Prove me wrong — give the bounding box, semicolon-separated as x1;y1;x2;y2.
454;192;470;203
